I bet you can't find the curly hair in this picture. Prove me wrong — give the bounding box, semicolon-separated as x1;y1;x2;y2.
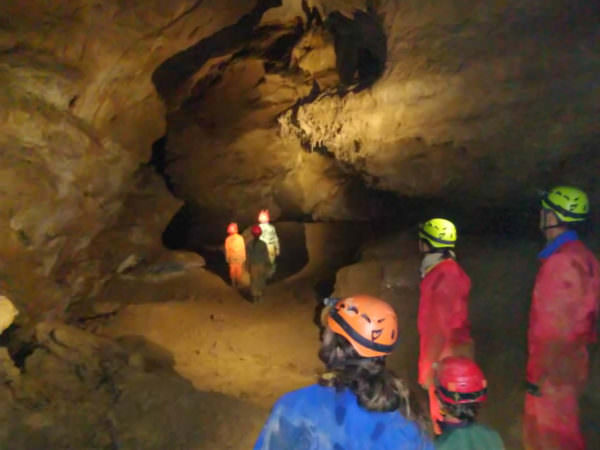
317;329;420;420
438;398;480;423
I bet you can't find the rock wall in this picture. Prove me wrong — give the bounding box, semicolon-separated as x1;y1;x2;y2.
0;0;256;319
0;321;264;449
0;0;598;319
281;0;600;202
160;0;381;225
162;0;599;226
0;0;378;319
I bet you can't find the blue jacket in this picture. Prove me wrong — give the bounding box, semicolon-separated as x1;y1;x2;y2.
254;384;434;450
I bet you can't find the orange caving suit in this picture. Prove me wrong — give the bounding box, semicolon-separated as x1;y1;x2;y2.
418;258;473;433
225;233;246;287
524;233;599;450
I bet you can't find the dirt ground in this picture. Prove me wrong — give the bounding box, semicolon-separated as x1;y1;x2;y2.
91;223;367;447
91;223;600;449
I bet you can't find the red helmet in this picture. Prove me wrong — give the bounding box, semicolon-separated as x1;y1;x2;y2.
227;222;238;235
258;209;270;224
327;295;398;358
435;356;487;405
251;225;262;237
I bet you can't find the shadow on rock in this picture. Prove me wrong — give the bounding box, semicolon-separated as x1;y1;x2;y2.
114;334;176;372
0;322;266;449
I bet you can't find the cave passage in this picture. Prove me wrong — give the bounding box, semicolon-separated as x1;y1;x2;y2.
3;0;600;448
326;8;387;89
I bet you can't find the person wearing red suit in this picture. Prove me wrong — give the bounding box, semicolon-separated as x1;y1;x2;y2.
418;218;474;434
524;186;600;450
224;222;246;288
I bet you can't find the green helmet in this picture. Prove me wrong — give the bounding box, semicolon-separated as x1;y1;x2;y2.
541;186;589;223
419;218;457;248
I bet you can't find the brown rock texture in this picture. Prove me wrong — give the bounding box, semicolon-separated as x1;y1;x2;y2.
0;0;255;318
0;0;599;317
0;321;265;449
281;0;600;201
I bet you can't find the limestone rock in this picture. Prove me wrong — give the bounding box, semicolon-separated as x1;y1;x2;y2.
168;250;207;269
0;296;18;335
117;254;144;274
92;302;121;316
117;249;206;283
281;0;600;203
0;321;266;449
0;347;20;385
1;0;599;321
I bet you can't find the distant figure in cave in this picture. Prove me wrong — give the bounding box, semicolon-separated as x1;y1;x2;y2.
254;295;433;449
224;222;246;289
257;209;280;280
247;225;271;303
417;218;474;435
433;356;504;449
523;186;599;450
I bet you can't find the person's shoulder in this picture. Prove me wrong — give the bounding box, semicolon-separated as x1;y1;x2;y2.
470;423;504;447
387;413;429;440
428;259;469;283
437;423;503;449
274;384;332;407
445;258;468;274
362;409;431;448
564;240;599;262
543;244;586;272
470;422;502;435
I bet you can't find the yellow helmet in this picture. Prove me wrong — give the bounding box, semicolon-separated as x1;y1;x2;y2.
419;218;457;248
541;186;589;223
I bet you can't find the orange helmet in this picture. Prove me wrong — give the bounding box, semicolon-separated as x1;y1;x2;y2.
227;222;238;235
251;225;262;237
258;209;270;224
327;295;398;358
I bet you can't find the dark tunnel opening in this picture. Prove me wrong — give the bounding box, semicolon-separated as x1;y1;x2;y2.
326;7;387;90
162;204;311;285
148;136;176;193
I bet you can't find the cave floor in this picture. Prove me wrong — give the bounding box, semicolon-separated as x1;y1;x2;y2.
88;226;600;450
89;224;363;447
96;267;323;411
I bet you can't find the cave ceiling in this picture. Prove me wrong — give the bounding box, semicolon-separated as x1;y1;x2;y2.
155;0;600;223
0;0;599;316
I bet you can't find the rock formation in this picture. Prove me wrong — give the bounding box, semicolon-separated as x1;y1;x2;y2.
0;321;264;448
0;0;598;326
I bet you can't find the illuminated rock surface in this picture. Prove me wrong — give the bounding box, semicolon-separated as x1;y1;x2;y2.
1;0;598;314
0;0;599;447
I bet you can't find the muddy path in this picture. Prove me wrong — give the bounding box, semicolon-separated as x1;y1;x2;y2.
93;224;368;410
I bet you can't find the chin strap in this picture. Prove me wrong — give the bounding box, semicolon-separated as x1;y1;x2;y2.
541;223;564;230
540;209;566;230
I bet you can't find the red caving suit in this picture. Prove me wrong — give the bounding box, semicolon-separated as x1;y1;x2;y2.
225;232;246;287
524;232;600;450
418;257;474;433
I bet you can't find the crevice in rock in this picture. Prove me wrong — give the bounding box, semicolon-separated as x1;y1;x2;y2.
148;136;176;193
162;204;195;250
152;0;283;102
262;22;305;73
325;5;387;90
301;0;323;29
0;325;37;370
